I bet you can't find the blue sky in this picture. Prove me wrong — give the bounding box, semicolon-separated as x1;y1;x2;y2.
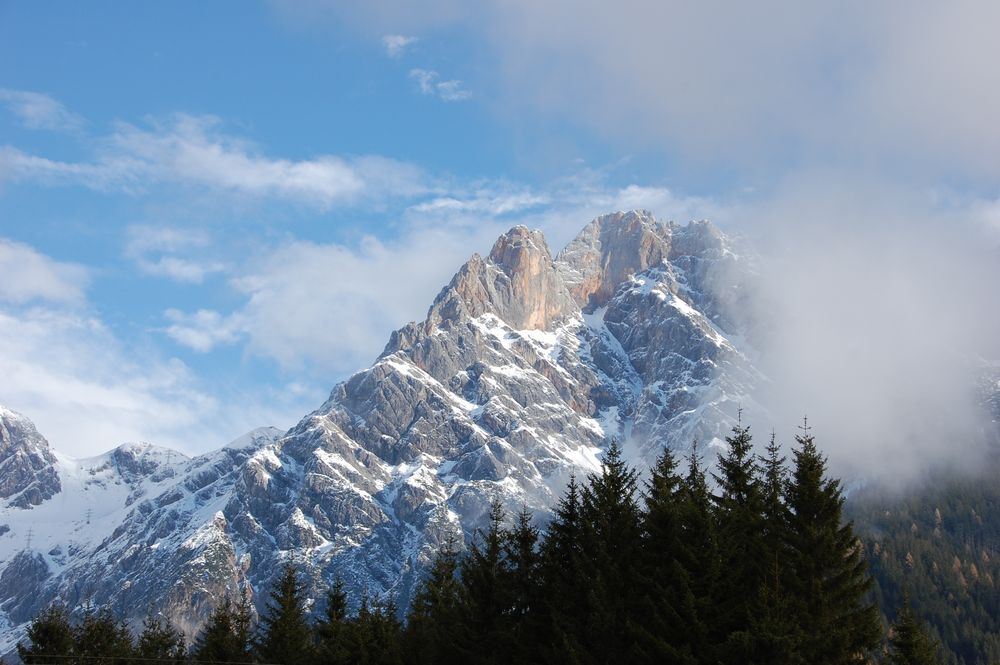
2;1;999;457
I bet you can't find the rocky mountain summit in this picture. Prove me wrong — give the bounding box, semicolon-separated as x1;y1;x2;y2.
0;210;761;650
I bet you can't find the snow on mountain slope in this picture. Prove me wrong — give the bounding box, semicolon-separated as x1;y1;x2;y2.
0;210;761;649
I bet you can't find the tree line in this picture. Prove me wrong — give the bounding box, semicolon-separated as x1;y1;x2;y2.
17;425;940;664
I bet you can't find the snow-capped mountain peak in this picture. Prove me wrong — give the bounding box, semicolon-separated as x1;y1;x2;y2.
0;210;760;652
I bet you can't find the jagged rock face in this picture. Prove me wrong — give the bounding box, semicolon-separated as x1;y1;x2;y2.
0;210;763;653
557;210;673;308
425;226;577;333
0;407;60;508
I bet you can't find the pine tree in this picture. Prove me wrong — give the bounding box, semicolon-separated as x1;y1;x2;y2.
677;440;720;665
459;499;514;664
578;440;644;664
505;507;542;664
315;578;352;665
350;595;403;665
537;475;589;664
784;422;881;664
135;615;186;663
404;537;466;665
751;432;804;664
633;446;698;664
17;603;74;664
760;431;788;562
256;564;314;665
711;422;767;662
193;595;253;664
888;597;940;665
74;606;134;665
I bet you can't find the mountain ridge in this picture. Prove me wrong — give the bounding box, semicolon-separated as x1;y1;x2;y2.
0;210;759;651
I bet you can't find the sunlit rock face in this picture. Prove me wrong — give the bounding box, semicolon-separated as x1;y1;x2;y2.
0;210;762;653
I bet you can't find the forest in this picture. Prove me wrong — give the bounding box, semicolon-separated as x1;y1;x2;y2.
16;425;944;664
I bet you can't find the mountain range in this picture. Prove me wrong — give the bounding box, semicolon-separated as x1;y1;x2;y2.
0;210;775;650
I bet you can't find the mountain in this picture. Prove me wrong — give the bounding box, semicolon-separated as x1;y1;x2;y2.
0;210;760;650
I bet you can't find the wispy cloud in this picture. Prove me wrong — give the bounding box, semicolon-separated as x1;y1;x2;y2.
164;308;245;352
0;239;307;455
125;225;225;284
0;305;308;456
409;68;471;102
0;114;430;209
0;88;83;132
160;172;721;373
0;238;88;304
381;34;416;58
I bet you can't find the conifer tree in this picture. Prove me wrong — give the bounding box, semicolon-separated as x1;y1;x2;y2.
751;432;803;664
17;603;74;664
711;421;767;662
678;440;720;665
784;422;881;664
193;593;253;664
256;564;314;665
578;440;643;664
74;606;134;665
633;446;698;664
315;578;351;665
135;615;186;663
888;598;940;665
537;475;589;664
505;507;542;663
459;499;514;664
404;537;466;665
349;595;403;665
760;431;789;561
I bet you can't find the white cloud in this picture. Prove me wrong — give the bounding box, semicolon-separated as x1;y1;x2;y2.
381;34;416;57
0;305;308;456
409;69;471;102
299;0;1000;181
0;89;83;132
164;308;245;352
0;115;430;209
0;238;88;304
125;225;225;284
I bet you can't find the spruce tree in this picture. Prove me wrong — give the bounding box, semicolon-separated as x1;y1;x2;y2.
404;537;466;665
784;422;881;664
751;432;804;664
537;475;589;664
256;564;314;665
677;440;720;665
315;578;352;665
17;603;74;664
459;499;514;664
711;421;767;662
193;594;253;664
888;598;940;665
349;595;403;665
505;507;542;663
135;615;186;663
633;446;698;664
760;431;789;563
578;440;643;664
74;606;134;665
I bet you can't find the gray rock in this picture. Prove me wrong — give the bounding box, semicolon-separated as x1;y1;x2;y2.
0;211;765;652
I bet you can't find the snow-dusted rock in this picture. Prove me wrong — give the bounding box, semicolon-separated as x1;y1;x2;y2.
0;210;763;651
